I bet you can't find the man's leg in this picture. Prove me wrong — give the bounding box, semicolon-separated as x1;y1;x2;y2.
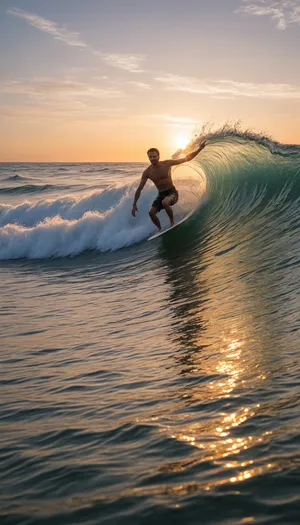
149;207;161;231
162;197;175;226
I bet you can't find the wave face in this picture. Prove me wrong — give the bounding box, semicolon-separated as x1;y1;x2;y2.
198;126;300;201
184;127;300;261
0;127;300;260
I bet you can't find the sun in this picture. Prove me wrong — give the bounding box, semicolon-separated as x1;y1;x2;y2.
174;132;191;151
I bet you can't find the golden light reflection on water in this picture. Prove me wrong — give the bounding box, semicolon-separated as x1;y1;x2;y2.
212;336;244;396
161;328;274;489
166;409;274;489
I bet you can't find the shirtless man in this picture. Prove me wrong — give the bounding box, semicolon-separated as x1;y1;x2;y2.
132;141;206;231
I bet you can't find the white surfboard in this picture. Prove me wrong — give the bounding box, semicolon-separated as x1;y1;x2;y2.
148;208;196;241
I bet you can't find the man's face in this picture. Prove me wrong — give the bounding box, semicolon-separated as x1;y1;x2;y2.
148;151;159;165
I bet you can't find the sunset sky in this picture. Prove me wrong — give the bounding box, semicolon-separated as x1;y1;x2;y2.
1;0;300;161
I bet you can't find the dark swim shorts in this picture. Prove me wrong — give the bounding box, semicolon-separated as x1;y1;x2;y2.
151;186;179;212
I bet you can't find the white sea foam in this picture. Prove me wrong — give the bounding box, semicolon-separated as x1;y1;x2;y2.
0;187;130;228
0;192;150;259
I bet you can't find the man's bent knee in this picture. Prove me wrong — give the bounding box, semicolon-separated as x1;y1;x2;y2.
149;207;157;217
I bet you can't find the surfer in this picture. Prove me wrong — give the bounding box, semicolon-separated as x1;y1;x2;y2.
132;141;206;231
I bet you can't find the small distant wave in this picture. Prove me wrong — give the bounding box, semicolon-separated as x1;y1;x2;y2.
0;184;75;195
3;174;30;182
56;166;78;172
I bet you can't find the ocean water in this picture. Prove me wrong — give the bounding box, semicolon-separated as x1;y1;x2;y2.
1;128;300;524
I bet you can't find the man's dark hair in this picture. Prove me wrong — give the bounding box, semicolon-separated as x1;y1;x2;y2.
147;148;160;156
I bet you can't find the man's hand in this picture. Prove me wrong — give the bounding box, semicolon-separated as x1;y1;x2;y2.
132;203;138;217
185;140;207;162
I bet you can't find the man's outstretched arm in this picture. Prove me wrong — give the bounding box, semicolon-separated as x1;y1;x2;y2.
132;171;148;217
168;140;206;166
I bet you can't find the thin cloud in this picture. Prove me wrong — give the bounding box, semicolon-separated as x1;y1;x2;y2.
7;8;146;73
0;104;126;122
151;114;196;124
155;74;300;99
7;7;86;46
100;78;151;90
0;78;125;100
101;54;145;73
237;1;300;30
128;82;151;90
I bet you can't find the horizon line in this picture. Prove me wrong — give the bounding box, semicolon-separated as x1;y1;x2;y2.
0;160;149;164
